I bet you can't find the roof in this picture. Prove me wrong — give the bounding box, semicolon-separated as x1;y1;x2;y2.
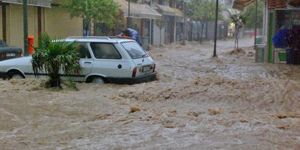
156;4;184;17
65;36;135;43
2;0;52;8
232;0;255;10
114;0;162;19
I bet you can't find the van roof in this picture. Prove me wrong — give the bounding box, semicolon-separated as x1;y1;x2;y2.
64;36;135;43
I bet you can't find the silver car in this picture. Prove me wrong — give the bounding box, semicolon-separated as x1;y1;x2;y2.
0;36;157;84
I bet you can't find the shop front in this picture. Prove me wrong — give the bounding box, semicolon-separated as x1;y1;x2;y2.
233;0;300;64
266;0;300;64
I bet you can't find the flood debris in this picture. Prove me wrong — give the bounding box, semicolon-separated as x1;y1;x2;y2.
275;112;300;119
208;108;223;116
130;106;141;113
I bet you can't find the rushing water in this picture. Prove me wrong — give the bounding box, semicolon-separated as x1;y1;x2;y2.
0;38;299;150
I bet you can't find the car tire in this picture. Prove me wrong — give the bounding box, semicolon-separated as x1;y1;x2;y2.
91;77;105;84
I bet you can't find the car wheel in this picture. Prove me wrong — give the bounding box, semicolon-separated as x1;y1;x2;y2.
91;77;105;84
8;71;24;79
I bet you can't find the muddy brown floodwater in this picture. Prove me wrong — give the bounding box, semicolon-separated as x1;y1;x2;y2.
0;38;299;150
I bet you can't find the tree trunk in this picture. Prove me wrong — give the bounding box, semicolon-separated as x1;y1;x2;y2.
47;64;62;88
160;27;162;46
84;18;90;36
197;22;200;41
200;22;205;43
48;73;61;88
205;21;208;40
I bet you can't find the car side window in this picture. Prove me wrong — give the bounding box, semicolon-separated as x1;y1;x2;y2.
78;43;91;59
90;43;121;59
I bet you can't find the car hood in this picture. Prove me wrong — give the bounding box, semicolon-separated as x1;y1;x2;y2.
0;56;32;65
0;47;22;53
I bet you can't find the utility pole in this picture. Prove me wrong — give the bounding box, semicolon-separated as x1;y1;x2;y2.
23;0;28;56
183;1;186;45
213;0;219;57
150;0;153;45
127;0;131;28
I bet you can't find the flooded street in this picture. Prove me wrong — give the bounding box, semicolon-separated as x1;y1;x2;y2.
0;38;299;150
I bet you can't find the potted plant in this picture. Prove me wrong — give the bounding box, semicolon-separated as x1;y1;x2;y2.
32;34;81;88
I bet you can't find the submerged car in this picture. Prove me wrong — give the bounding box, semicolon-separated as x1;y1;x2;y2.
0;40;22;61
0;36;156;83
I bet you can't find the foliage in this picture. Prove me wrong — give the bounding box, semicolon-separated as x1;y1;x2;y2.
32;34;80;88
188;0;224;21
64;0;119;32
187;0;224;42
241;0;264;29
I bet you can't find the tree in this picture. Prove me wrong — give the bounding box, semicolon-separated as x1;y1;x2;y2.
32;34;80;88
241;0;264;29
188;0;223;43
64;0;119;35
229;12;245;50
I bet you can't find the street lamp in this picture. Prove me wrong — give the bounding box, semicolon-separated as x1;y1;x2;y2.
23;0;28;56
213;0;219;57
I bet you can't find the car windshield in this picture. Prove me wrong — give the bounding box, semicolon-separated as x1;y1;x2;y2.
0;40;7;47
121;41;147;59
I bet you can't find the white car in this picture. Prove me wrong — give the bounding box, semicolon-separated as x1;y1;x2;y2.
0;36;156;83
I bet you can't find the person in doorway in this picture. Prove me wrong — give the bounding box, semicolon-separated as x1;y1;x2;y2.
119;28;142;46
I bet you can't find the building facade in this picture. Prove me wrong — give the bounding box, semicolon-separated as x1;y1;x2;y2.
0;0;83;52
233;0;300;64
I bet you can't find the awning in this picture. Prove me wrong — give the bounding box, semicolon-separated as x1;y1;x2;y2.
2;0;51;8
233;0;255;10
114;0;161;19
156;4;183;17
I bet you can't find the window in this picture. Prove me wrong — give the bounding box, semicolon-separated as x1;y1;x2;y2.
78;43;91;59
121;41;148;59
90;43;121;59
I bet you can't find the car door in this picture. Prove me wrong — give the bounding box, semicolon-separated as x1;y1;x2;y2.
89;42;131;78
78;43;93;77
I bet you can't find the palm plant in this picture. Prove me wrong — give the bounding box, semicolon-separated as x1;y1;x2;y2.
32;34;80;88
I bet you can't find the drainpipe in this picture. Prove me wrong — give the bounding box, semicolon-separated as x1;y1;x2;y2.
23;0;28;56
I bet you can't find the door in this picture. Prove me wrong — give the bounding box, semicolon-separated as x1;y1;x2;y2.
89;42;131;78
78;43;93;76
